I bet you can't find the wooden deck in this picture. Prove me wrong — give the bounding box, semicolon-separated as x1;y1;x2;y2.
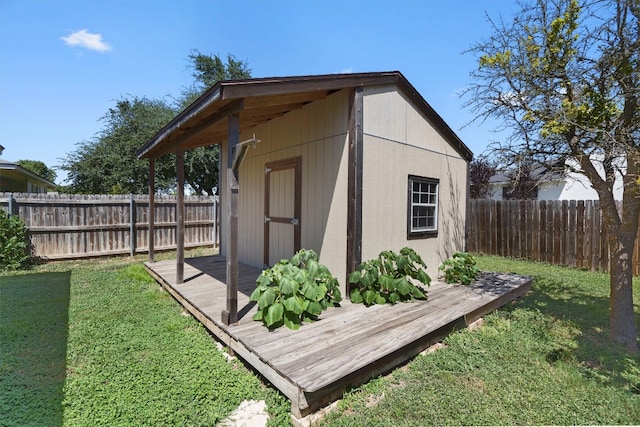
145;255;532;418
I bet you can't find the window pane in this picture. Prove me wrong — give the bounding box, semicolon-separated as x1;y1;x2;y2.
409;177;438;234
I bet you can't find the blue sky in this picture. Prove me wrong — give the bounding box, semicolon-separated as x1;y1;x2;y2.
0;0;518;184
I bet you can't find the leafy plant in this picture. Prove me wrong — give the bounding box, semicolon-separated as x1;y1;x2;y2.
0;210;31;270
349;247;431;306
250;249;342;330
439;252;481;285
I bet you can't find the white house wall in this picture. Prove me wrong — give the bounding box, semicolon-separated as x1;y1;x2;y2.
489;155;624;201
361;84;468;279
219;89;350;290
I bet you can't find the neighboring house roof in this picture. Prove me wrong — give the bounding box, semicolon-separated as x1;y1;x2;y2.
485;155;625;201
137;71;473;161
0;158;57;190
487;165;561;185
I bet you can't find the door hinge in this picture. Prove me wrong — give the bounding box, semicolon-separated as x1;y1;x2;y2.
290;218;299;225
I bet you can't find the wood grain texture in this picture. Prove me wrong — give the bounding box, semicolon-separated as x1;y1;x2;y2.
145;255;531;416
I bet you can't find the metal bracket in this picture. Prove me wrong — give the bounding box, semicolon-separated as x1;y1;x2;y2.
265;167;272;174
291;218;299;225
265;216;272;223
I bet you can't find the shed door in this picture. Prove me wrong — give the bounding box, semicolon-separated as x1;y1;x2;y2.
264;157;302;266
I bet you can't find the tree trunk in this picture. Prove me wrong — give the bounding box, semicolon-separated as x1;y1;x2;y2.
608;231;638;353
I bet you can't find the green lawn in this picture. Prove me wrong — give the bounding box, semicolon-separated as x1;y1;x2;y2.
320;255;640;426
2;253;639;426
0;251;289;426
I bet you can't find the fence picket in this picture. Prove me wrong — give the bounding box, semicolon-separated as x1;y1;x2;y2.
0;193;219;259
467;199;640;275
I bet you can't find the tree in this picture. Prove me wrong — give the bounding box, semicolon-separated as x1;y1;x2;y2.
60;97;177;194
60;52;251;195
180;51;251;195
465;0;639;351
16;160;57;184
469;158;498;199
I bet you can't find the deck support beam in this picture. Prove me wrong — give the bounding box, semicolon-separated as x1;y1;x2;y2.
176;147;185;284
148;157;155;263
222;113;240;325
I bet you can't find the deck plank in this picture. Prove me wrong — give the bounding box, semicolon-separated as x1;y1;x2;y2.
144;256;532;415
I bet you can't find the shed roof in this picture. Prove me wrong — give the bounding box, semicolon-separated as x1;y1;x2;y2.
137;71;473;161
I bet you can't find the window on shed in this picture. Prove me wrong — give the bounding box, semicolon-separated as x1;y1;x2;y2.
408;175;438;239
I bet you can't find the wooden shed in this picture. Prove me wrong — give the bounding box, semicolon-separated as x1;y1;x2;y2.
137;71;473;324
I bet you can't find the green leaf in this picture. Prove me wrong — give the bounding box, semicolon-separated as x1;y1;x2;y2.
301;282;318;300
265;302;284;327
332;287;342;303
283;311;301;330
293;268;307;284
349;270;362;284
361;270;376;287
249;287;262;302
416;269;431;286
258;287;276;310
389;292;400;304
280;276;297;295
412;286;426;299
350;288;364;304
395;278;413;296
316;284;328;301
395;254;409;272
256;273;272;287
379;274;395;290
375;294;387;305
252;310;264;321
363;290;378;305
307;259;319;277
307;301;323;316
283;295;304;315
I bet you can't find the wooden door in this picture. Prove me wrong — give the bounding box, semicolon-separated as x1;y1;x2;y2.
264;157;302;266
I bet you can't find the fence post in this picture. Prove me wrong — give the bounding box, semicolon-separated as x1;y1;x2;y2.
7;193;14;216
129;194;136;257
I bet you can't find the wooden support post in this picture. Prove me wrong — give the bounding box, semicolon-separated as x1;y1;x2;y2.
149;158;155;263
346;87;364;291
222;113;239;325
129;194;136;257
176;148;185;284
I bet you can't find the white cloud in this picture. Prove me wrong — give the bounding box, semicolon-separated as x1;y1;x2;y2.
61;29;111;52
339;68;353;74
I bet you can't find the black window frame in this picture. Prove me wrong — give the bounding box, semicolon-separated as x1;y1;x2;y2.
407;175;439;239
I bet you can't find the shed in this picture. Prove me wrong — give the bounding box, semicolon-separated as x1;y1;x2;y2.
137;71;473;324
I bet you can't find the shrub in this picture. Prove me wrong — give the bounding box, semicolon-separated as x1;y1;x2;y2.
0;210;30;270
250;249;342;330
349;247;431;306
439;252;480;285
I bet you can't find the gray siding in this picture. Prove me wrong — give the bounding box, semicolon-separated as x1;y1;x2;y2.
220;89;350;290
361;84;468;278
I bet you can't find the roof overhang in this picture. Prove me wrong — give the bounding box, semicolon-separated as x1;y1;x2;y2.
137;71;473;162
0;160;56;188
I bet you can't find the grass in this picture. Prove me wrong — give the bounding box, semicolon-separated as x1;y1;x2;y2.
320;255;640;426
0;250;290;426
3;252;640;426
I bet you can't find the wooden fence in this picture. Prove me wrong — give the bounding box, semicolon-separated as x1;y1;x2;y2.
467;199;640;275
0;193;219;259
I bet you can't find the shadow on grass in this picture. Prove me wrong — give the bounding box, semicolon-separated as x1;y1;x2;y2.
513;274;640;390
0;271;71;426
